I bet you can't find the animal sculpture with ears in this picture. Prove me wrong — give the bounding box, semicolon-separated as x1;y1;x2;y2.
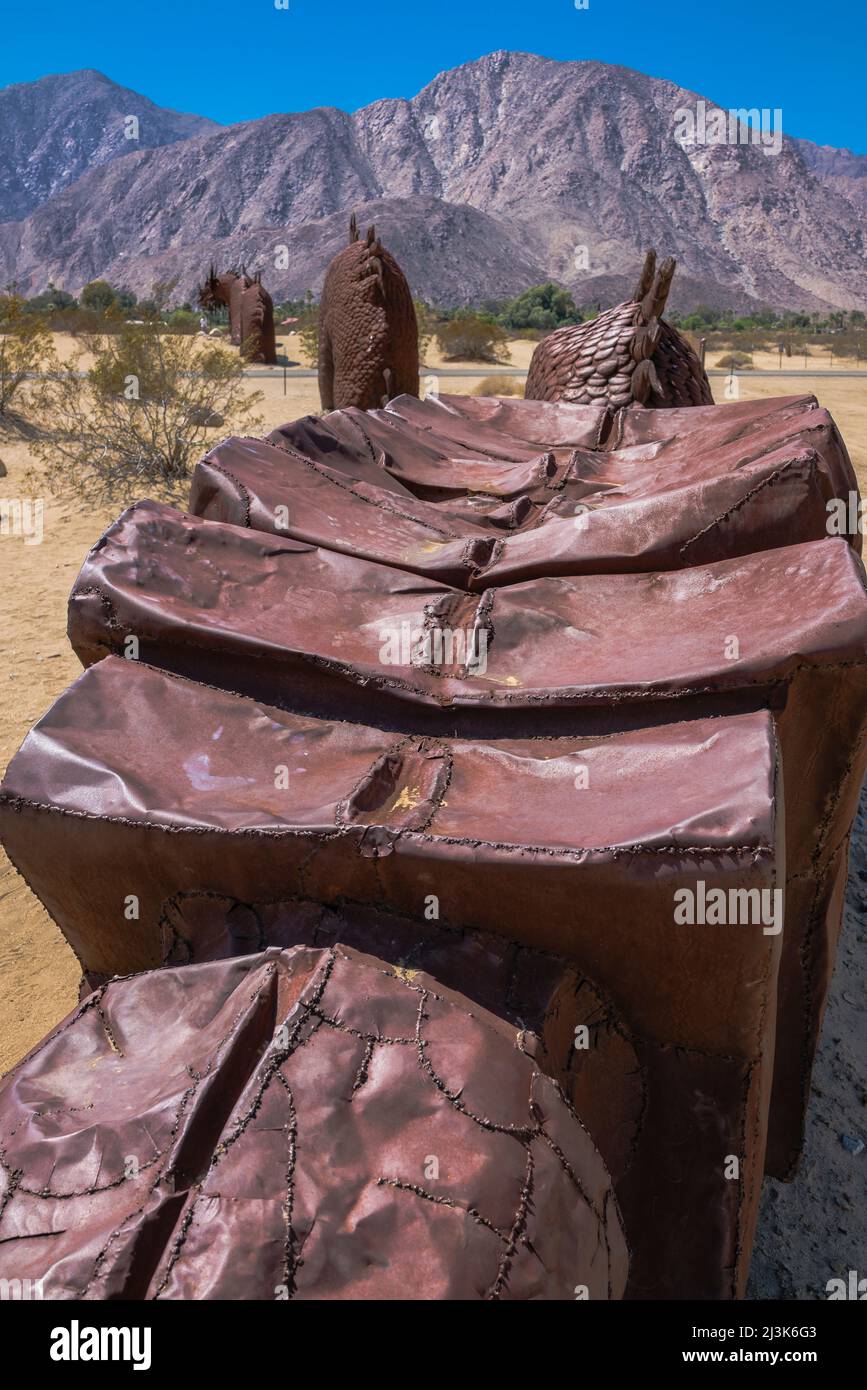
317;216;419;410
525;251;713;410
198;266;277;366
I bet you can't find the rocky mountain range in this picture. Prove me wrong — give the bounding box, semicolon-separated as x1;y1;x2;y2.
0;54;864;312
0;69;216;223
795;139;867;219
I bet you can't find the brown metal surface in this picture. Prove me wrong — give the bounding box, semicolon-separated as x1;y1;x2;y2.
317;219;419;410
189;393;859;582
2;387;866;1298
0;657;782;1297
0;942;628;1299
525;251;714;410
62;497;867;1180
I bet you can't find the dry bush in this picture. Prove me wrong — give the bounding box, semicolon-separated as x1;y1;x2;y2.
47;306;125;336
165;309;200;334
817;333;865;361
435;316;510;364
34;323;263;501
0;295;57;422
298;291;319;367
707;332;769;355
716;351;754;370
472;375;522;396
415;300;435;364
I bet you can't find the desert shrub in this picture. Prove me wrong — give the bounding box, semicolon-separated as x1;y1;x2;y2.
165;309;200;334
716;351;754;369
80;279;117;312
49;306;125;335
435;315;510;363
34;323;263;499
298;290;319;367
0;294;57;421
817;335;862;359
415;299;434;364
680;305;719;331
472;375;522;397
24;285;77;314
501;283;578;332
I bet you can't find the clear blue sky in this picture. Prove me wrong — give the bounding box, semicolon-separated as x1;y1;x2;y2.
2;0;865;153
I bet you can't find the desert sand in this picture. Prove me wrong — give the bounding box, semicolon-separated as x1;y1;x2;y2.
0;335;864;1299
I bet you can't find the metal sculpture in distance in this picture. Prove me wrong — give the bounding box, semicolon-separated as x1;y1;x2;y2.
198;265;277;366
318;215;419;410
525;251;713;410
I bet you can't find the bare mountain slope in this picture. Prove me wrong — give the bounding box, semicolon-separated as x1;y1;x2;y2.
796;139;867;218
0;54;863;311
0;69;218;223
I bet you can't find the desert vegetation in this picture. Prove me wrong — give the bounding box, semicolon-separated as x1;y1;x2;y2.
668;304;867;366
2;280;263;496
716;351;755;370
435;314;510;363
17;278;197;335
0;293;56;421
11;278;867;361
3;276;865;507
32;323;262;499
472;375;522;396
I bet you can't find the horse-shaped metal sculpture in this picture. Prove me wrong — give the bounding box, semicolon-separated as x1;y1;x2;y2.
198;265;277;366
317;217;419;410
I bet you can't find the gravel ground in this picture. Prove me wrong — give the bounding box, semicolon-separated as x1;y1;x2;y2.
749;780;867;1299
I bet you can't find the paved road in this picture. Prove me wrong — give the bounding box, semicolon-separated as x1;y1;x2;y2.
243;366;867;379
25;366;867;380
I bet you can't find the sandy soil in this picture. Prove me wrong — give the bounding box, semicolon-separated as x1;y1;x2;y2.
0;337;864;1297
749;787;867;1299
706;345;867;374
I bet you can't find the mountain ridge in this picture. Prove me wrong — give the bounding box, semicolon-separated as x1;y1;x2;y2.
0;54;863;312
0;68;218;223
